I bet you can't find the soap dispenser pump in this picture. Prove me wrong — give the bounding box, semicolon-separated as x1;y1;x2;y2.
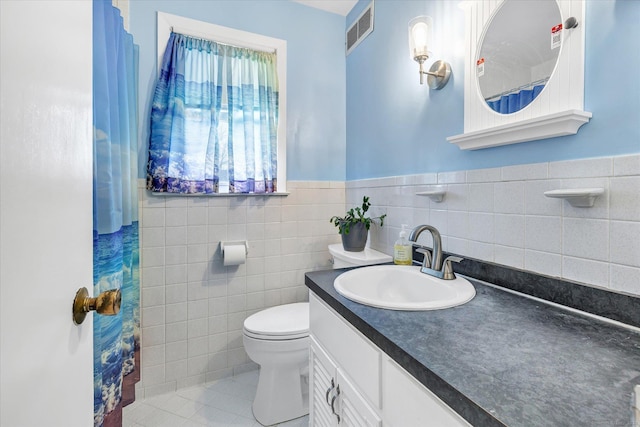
394;224;412;265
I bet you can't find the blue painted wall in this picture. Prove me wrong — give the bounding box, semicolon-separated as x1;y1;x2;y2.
130;1;639;182
346;0;640;180
130;1;347;181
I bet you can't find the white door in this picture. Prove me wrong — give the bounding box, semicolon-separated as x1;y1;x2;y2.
1;1;94;426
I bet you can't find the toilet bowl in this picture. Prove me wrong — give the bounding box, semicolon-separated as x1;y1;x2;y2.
244;245;391;425
243;303;310;426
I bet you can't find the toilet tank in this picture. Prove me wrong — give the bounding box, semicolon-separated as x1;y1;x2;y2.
329;244;392;269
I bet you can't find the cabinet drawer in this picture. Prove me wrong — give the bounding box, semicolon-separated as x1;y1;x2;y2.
310;293;381;408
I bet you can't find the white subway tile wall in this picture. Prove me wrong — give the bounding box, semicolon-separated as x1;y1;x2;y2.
136;154;640;398
347;154;640;296
137;181;344;398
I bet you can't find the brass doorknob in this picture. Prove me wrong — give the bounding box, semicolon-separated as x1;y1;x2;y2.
72;287;121;325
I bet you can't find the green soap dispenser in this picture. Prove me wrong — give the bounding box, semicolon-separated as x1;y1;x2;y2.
393;224;412;265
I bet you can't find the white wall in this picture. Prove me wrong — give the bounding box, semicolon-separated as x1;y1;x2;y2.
351;154;640;297
137;182;344;396
136;154;640;396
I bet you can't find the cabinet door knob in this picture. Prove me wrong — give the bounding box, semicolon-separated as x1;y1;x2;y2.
326;378;335;405
72;287;121;325
331;385;341;422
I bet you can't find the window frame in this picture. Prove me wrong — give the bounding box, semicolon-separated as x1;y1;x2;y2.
156;11;287;194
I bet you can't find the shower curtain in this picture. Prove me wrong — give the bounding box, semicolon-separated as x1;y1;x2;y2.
93;1;140;426
486;84;545;114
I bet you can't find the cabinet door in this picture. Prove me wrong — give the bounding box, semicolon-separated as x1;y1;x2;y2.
310;294;381;407
337;370;382;427
383;358;471;427
310;337;339;427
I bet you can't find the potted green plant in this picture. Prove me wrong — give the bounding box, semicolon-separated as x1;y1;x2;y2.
330;196;386;252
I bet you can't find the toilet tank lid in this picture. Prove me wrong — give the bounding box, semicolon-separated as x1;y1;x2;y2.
244;302;309;337
329;244;392;265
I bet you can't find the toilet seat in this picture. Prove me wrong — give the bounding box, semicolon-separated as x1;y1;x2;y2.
243;302;309;341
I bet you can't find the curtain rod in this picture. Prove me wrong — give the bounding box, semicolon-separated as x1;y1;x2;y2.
484;76;550;101
169;27;276;54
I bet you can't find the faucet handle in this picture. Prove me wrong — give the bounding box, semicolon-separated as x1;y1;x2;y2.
414;246;432;268
443;256;463;280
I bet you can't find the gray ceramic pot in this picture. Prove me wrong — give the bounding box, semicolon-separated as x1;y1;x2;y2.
341;222;368;252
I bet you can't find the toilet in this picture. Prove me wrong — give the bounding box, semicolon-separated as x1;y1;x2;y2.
328;243;393;268
243;244;392;426
243;303;310;426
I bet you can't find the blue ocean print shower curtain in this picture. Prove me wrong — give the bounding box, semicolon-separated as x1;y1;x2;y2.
93;1;140;426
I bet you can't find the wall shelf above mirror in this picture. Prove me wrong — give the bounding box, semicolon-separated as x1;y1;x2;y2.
448;0;591;150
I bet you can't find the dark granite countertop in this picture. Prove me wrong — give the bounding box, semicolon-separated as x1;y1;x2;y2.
305;268;640;427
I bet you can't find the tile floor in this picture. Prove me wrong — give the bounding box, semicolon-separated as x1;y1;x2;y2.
123;370;309;427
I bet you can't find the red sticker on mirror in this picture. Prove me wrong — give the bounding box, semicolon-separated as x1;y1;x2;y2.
477;57;485;77
551;24;562;49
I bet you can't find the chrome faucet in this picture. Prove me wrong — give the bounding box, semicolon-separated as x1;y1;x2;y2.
408;224;463;280
409;224;443;270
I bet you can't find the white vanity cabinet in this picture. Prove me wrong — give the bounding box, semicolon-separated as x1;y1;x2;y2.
309;293;471;427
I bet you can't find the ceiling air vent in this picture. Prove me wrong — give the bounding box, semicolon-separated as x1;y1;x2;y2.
346;1;374;56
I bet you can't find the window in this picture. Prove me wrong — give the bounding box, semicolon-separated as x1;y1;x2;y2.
148;12;287;194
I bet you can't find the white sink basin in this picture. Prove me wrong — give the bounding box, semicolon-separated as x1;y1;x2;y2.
334;265;476;311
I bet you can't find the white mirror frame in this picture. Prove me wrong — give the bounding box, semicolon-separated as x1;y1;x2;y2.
447;0;591;150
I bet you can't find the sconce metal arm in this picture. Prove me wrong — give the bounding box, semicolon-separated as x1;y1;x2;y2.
414;57;452;89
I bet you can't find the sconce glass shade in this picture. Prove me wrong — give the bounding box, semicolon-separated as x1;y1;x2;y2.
409;16;433;61
408;15;451;89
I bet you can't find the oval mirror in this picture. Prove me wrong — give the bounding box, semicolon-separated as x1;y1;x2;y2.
476;0;563;114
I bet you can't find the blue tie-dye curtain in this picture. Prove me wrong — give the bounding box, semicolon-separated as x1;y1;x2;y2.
147;32;279;194
93;1;139;426
486;84;545;114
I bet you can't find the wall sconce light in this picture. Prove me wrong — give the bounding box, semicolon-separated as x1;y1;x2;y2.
408;16;451;89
